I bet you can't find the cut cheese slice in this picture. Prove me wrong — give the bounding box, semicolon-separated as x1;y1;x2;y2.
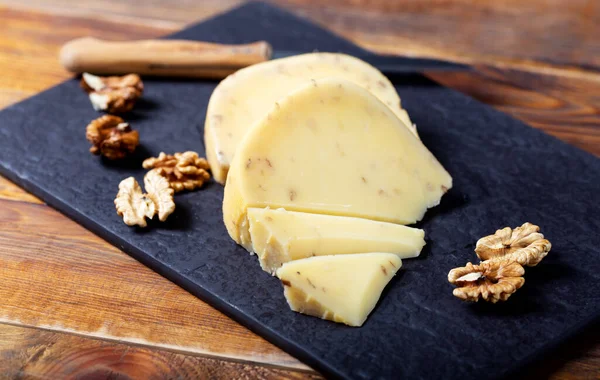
205;52;416;184
276;253;401;327
223;78;452;244
247;207;425;273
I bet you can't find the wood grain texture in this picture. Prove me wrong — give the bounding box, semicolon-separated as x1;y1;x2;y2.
0;177;42;204
5;0;600;77
0;0;598;378
428;67;600;156
0;198;308;371
0;323;320;379
0;6;169;109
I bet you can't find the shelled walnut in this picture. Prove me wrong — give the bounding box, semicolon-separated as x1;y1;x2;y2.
143;151;211;192
81;73;143;113
448;222;551;303
475;222;551;267
448;261;525;303
115;171;175;227
86;115;139;159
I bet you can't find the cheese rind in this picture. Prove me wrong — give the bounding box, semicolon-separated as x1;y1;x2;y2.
223;78;452;243
205;52;416;184
276;253;402;327
247;207;425;273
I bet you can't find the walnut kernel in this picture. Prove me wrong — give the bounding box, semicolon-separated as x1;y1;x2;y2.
475;222;551;267
448;261;525;303
143;170;176;222
81;73;143;113
143;151;211;192
114;171;175;227
86;115;139;160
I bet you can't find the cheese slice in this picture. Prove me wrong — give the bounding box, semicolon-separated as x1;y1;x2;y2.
205;52;416;184
276;253;401;327
247;207;425;273
223;78;452;244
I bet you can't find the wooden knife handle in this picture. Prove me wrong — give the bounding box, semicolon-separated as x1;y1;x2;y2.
59;37;273;79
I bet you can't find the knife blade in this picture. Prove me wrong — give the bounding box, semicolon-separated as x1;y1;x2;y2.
60;38;469;79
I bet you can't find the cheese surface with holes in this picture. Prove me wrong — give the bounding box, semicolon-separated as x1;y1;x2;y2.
205;52;416;183
246;207;425;273
276;253;402;327
223;78;452;244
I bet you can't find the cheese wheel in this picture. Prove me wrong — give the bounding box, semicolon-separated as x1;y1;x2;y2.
205;53;416;184
223;78;452;244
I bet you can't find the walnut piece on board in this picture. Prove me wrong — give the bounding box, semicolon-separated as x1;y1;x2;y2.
143;151;211;192
475;222;551;267
114;177;155;227
114;171;175;227
81;72;143;113
143;170;176;222
86;115;139;160
448;261;525;303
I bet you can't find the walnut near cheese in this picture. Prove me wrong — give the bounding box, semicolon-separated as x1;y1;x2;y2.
448;222;551;303
143;151;211;193
247;207;425;274
475;222;551;267
205;52;417;184
276;253;402;327
223;78;452;246
448;261;525;303
115;171;175;227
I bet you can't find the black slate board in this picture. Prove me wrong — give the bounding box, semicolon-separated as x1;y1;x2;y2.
1;3;600;379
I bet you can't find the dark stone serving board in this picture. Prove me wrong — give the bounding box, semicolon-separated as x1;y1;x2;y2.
1;2;599;379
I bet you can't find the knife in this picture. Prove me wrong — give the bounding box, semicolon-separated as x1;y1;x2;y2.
60;37;469;79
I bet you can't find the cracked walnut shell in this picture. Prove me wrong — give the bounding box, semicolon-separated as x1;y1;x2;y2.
115;171;175;227
81;73;143;113
448;261;525;303
86;115;139;160
475;222;551;267
143;151;211;192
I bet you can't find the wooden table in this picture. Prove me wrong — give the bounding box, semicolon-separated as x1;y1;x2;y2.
1;1;598;378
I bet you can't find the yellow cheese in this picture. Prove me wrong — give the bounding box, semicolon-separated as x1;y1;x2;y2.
276;253;401;327
223;78;452;244
205;52;416;184
247;207;425;273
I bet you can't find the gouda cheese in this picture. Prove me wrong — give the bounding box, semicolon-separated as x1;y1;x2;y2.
205;53;416;183
247;207;425;273
223;78;452;244
276;253;402;327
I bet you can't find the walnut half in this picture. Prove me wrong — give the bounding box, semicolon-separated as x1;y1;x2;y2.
115;171;175;227
81;73;143;113
448;261;525;303
86;115;139;160
142;151;211;192
475;222;551;267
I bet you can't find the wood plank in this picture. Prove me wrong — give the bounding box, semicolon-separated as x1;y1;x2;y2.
0;198;308;370
428;67;600;157
0;5;172;109
283;0;600;77
0;323;321;379
0;177;43;204
3;0;600;78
